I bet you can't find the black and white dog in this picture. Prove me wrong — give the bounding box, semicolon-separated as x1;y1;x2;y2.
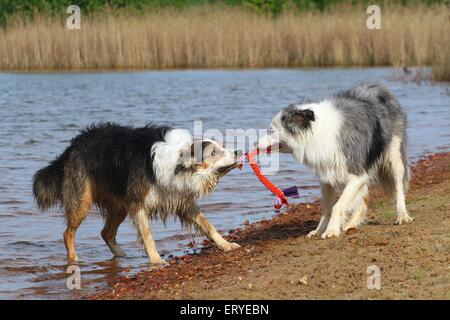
257;83;413;238
33;123;242;263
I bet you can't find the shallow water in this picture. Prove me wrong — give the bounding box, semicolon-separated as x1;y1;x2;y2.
0;68;449;299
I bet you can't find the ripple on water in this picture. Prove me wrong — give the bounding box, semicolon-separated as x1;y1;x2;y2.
0;200;26;205
7;241;47;248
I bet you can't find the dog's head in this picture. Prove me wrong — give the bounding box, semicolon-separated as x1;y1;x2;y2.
152;129;242;196
256;103;315;154
175;139;242;179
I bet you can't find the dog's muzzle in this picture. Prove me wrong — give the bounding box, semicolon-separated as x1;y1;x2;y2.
216;163;240;175
216;150;243;175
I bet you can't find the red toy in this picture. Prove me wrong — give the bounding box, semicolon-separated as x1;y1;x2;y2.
244;148;290;210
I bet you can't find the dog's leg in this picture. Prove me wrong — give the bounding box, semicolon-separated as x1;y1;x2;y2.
101;209;127;257
133;208;167;264
64;215;87;262
322;174;369;239
307;182;335;238
63;181;92;262
389;136;413;224
188;203;240;251
195;212;241;251
342;184;369;231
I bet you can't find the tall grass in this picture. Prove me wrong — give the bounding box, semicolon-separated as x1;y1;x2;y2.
0;5;448;79
433;32;450;81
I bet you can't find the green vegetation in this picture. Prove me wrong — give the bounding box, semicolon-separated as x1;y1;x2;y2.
1;0;449;24
412;270;427;282
384;211;395;219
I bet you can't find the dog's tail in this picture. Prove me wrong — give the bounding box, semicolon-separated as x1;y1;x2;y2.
33;152;67;210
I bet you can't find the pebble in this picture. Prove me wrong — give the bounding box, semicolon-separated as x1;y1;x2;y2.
299;275;308;285
290;275;308;285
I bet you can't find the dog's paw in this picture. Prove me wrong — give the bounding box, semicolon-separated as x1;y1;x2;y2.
342;223;358;232
150;257;168;265
221;242;241;252
321;227;341;239
113;252;127;258
306;229;320;238
395;214;414;225
67;254;79;262
111;247;127;258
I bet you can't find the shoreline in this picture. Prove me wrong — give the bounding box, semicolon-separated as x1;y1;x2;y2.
0;65;409;73
2;67;446;84
89;152;450;300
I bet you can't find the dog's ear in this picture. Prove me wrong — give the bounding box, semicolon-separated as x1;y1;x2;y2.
281;106;315;134
174;156;190;175
175;142;196;175
174;140;211;175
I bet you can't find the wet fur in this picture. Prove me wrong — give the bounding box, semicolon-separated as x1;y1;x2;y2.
33;122;240;262
34;123;174;219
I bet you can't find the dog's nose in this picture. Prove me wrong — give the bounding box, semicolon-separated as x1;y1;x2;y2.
234;150;243;158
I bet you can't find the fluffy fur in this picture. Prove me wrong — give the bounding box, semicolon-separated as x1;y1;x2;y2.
257;83;413;238
33;122;241;263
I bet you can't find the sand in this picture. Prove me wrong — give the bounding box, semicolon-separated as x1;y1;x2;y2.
90;152;450;300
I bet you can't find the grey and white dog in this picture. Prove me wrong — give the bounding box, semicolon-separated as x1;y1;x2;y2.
257;83;413;238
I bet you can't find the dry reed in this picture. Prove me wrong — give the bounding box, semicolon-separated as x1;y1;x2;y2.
432;30;450;81
0;6;448;76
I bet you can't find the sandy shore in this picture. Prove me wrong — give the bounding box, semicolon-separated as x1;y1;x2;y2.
90;152;450;300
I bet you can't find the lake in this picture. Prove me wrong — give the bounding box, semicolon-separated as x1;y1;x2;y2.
0;68;449;299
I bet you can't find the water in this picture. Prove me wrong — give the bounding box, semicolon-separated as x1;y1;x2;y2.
0;68;448;299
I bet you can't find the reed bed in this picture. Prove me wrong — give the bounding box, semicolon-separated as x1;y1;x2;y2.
0;6;448;78
432;31;450;82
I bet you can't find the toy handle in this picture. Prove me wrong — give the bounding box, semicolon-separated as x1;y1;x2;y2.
273;196;289;210
246;149;289;209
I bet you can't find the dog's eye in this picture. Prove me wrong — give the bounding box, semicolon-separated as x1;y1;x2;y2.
211;148;216;156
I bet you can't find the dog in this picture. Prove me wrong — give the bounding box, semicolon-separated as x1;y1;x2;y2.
257;83;413;238
33;123;242;263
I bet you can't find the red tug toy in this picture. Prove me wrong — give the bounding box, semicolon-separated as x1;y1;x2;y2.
241;148;298;210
